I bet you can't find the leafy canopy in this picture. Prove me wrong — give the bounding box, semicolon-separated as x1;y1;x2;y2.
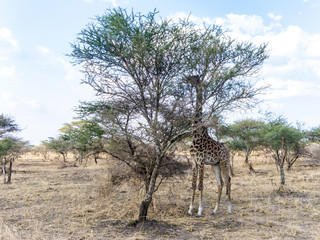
262;117;305;151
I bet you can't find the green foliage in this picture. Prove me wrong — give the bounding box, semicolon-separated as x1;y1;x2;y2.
261;117;305;152
0;114;25;184
222;119;265;153
70;8;269;126
307;126;320;142
0;114;22;162
0;114;20;137
51;121;105;163
69;8;269;222
260;117;306;185
0;138;16;159
221;119;265;172
45;136;71;162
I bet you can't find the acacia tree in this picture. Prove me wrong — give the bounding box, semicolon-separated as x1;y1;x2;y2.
0;114;19;136
306;127;320;161
261;117;306;186
0;138;27;183
70;8;268;222
0;138;15;183
221;120;265;173
308;127;320;143
50;121;105;164
45;135;71;162
0;114;25;184
76;101;188;194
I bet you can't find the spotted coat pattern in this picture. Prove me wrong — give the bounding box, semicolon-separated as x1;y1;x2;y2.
187;126;232;217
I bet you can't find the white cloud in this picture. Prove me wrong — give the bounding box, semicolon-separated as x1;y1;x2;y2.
36;46;56;64
84;0;118;6
169;12;216;27
61;59;82;82
260;27;320;79
37;46;52;55
23;100;42;109
0;28;19;50
0;64;16;78
103;0;118;5
36;45;82;82
170;11;320;108
0;91;16;109
0;90;43;112
304;33;320;57
0;28;20;82
224;14;265;35
262;78;320;99
170;12;266;36
0;28;19;60
268;13;282;22
306;59;320;77
268;26;302;57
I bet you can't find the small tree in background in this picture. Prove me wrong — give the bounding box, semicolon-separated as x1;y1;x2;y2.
0;138;27;184
0;138;16;183
0;114;19;136
306;127;320;160
0;114;26;184
307;127;320;143
221;120;265;173
46;121;104;164
35;142;50;160
59;121;105;164
44;135;71;162
261;117;306;186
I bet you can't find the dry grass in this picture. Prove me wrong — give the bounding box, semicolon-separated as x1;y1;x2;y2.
0;150;319;239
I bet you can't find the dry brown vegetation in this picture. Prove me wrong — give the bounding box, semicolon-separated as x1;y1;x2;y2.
0;148;319;240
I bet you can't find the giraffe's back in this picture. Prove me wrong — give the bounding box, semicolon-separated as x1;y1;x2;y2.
191;136;229;165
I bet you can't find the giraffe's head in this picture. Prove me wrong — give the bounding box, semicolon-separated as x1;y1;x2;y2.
193;125;209;136
186;75;201;86
200;126;208;135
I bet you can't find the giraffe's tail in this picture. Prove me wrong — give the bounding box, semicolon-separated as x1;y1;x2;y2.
229;164;234;177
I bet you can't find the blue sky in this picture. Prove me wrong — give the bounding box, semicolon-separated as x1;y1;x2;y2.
1;0;320;145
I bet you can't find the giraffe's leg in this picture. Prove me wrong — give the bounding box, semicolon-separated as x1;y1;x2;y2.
187;161;197;216
222;168;232;214
211;164;223;215
196;163;204;217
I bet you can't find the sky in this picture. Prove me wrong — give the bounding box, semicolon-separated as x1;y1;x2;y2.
0;0;320;145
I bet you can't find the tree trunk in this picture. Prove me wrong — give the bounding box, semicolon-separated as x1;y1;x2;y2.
245;151;249;164
287;155;299;171
2;164;6;184
61;152;66;162
280;165;285;185
138;199;151;222
94;153;98;164
144;178;150;194
7;160;12;184
245;150;256;173
138;155;161;222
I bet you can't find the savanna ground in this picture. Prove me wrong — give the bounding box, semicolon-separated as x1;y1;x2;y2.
0;146;319;240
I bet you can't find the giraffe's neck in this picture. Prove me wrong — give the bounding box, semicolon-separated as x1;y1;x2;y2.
193;126;209;139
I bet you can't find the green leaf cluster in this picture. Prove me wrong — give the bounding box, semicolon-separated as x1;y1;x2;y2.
262;117;306;152
47;121;105;163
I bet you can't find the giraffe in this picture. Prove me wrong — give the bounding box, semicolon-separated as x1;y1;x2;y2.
187;126;232;217
185;75;232;217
